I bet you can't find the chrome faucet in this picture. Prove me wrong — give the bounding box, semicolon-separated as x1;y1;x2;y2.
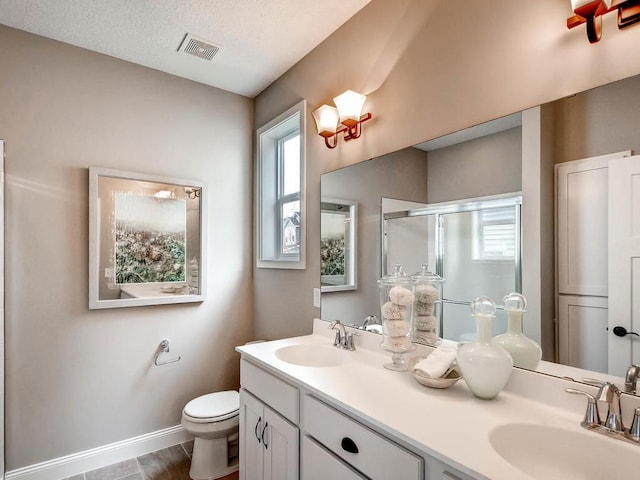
625;365;640;394
596;382;624;432
363;315;378;329
328;320;359;351
565;381;640;445
329;320;347;348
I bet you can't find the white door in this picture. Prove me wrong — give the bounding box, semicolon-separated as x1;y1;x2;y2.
263;406;299;480
240;389;265;480
557;295;608;372
609;154;640;375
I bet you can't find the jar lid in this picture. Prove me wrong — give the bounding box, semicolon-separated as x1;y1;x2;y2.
411;264;444;284
503;292;527;311
470;296;496;317
378;264;413;286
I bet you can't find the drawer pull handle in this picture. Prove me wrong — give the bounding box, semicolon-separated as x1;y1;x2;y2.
255;417;262;444
341;437;359;454
262;421;269;450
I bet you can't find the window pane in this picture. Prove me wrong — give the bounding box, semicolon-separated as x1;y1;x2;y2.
281;200;300;254
282;135;300;196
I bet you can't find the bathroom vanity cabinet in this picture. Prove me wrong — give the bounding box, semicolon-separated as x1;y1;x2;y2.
238;357;473;480
240;360;299;480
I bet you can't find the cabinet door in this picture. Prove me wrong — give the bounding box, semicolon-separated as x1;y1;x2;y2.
557;295;608;373
240;389;264;480
301;436;365;480
263;405;299;480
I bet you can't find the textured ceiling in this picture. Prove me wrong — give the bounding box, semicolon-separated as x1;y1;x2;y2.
0;0;371;97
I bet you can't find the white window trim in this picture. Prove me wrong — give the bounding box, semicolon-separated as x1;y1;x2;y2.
255;100;307;269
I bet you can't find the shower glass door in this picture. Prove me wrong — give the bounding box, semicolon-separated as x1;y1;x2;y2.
440;204;520;341
383;194;521;344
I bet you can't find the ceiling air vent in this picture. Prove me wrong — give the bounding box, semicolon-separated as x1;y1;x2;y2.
178;34;221;61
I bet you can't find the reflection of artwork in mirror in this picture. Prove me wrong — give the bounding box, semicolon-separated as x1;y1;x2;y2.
114;193;186;284
89;167;206;309
321;199;357;292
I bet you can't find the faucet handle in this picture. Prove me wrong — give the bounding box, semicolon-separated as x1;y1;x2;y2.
565;388;601;428
627;407;640;442
581;377;605;387
345;331;360;351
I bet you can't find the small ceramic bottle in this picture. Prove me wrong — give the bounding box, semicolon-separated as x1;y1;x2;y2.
456;296;513;400
378;264;415;371
492;293;542;370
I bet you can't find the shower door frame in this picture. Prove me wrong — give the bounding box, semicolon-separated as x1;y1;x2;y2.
382;192;523;337
1;139;5;478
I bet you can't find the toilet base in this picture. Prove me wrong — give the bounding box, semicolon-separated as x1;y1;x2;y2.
189;436;239;480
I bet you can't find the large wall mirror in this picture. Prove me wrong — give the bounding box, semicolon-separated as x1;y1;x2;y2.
89;167;206;309
320;73;640;393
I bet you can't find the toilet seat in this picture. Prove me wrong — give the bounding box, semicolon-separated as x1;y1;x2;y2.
183;390;239;423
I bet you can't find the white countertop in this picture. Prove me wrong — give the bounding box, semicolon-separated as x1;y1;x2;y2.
237;319;640;480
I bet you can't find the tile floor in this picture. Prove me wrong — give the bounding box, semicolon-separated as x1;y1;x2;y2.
62;440;239;480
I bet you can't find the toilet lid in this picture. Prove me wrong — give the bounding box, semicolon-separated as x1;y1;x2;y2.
184;390;239;420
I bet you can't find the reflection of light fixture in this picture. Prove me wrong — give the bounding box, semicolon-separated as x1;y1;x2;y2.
312;90;372;149
185;187;200;199
568;0;640;43
154;190;173;199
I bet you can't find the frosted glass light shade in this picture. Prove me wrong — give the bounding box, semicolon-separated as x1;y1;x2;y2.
570;0;610;10
312;105;339;137
333;90;366;127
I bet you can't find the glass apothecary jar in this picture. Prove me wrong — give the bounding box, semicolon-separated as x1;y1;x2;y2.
378;264;415;371
411;264;444;346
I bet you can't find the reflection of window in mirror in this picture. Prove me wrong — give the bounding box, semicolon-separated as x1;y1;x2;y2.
471;207;517;261
89;168;206;309
320;199;357;292
256;100;306;269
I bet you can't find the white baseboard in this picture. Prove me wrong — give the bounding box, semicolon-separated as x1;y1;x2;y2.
5;425;193;480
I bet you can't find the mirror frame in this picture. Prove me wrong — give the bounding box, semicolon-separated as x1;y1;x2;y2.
89;167;207;309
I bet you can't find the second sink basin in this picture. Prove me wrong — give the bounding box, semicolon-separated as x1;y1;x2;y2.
489;423;638;479
275;344;349;367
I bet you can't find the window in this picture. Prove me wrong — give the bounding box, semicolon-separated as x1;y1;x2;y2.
256;100;306;268
472;206;518;261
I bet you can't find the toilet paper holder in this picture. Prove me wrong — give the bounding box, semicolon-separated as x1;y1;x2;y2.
154;338;182;366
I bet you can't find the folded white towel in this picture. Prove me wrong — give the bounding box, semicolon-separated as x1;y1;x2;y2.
413;347;457;378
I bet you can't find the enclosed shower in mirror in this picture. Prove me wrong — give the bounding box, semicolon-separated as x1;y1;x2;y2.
382;194;522;342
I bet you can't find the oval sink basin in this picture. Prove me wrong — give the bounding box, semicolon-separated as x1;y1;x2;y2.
490;423;638;479
275;344;348;367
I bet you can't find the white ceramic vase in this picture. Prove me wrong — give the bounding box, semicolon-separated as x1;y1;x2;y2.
457;297;513;400
492;293;542;370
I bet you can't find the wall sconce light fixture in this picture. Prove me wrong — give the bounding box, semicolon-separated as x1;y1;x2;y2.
312;90;372;149
568;0;640;43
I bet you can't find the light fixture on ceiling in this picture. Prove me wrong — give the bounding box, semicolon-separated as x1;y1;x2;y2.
311;90;372;149
567;0;640;43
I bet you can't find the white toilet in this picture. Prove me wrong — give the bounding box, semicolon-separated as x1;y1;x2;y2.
181;390;240;480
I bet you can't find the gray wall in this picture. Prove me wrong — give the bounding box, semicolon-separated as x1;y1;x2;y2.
0;26;254;469
426;127;522;203
554;74;640;162
321;147;428;325
253;0;640;342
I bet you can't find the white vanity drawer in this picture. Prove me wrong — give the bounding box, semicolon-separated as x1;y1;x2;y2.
240;359;299;423
301;436;366;480
303;395;422;480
